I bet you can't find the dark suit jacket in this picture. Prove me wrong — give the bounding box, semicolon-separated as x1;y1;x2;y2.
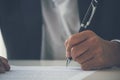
0;0;120;59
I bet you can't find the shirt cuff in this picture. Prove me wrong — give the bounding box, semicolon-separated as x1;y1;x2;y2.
111;39;120;43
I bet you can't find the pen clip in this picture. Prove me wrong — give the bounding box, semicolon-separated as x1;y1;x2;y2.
80;0;98;29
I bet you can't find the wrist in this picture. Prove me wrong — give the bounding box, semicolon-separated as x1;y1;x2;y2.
110;41;120;67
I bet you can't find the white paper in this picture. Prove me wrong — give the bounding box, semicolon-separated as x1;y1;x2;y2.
0;66;95;80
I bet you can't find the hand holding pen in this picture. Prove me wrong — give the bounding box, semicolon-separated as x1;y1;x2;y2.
66;0;99;67
65;0;120;70
66;26;87;67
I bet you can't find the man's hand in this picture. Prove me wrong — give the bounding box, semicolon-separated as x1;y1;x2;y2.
0;56;10;73
65;30;120;70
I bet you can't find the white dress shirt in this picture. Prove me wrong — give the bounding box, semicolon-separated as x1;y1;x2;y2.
41;0;80;60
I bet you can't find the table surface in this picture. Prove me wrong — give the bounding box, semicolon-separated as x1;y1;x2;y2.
9;60;120;80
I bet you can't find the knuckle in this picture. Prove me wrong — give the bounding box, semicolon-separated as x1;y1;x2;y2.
67;36;74;46
89;36;98;43
84;30;94;34
71;47;76;54
71;47;78;55
71;47;77;60
82;30;96;38
68;33;78;43
69;35;74;41
88;36;99;46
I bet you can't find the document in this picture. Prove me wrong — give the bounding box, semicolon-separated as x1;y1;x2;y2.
0;66;95;80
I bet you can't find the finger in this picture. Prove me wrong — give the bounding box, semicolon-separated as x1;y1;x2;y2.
74;40;96;64
75;51;94;64
66;32;87;58
66;43;72;58
65;40;70;58
64;39;68;47
70;36;95;61
67;32;87;47
66;30;95;58
67;30;95;47
0;60;5;73
71;43;89;61
81;57;104;70
0;57;10;71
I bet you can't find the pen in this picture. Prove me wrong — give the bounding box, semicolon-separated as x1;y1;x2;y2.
66;26;87;67
66;0;99;67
